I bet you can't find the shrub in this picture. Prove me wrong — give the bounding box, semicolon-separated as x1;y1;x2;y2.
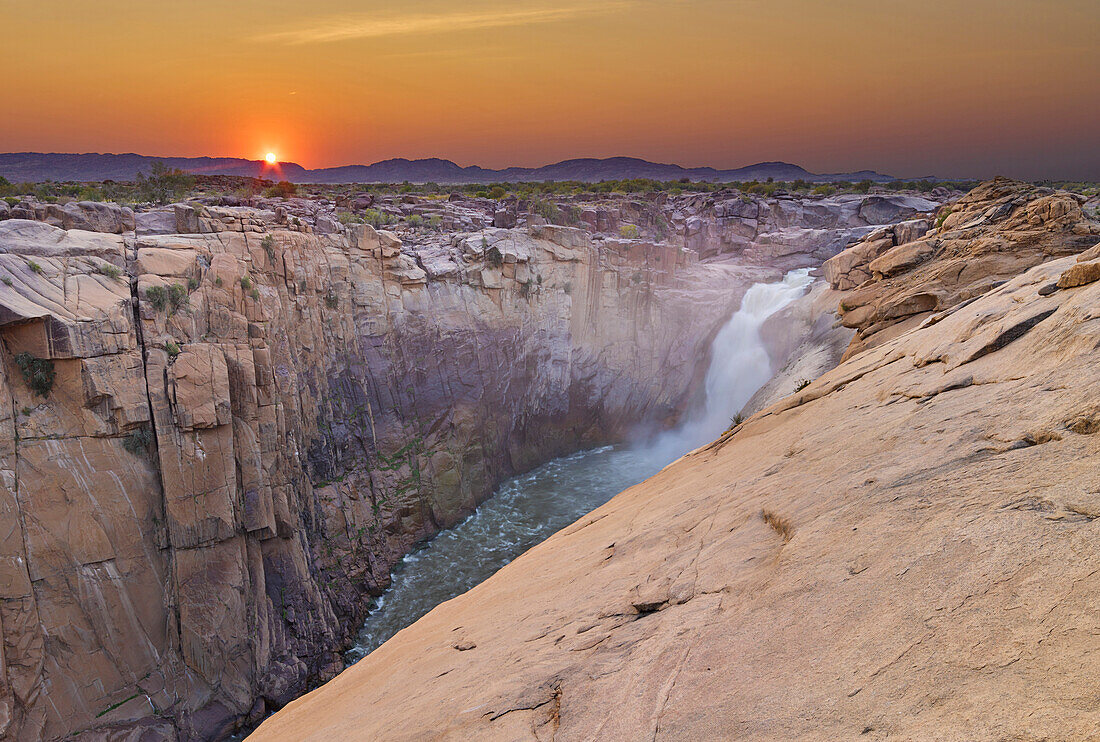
165;340;181;357
935;207;953;229
427;214;442;230
263;181;297;199
187;277;199;290
167;283;188;313
250;288;260;301
406;214;424;229
488;186;506;199
14;352;55;398
811;185;836;196
486;245;503;267
28;261;43;274
794;378;811;392
98;262;123;279
123;426;152;456
2;276;12;286
325;291;339;309
854;179;873;194
135;162;194;204
240;275;252;290
260;235;276;262
145;285;168;311
619;224;641;239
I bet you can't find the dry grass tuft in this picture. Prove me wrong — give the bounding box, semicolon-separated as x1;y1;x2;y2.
761;509;794;542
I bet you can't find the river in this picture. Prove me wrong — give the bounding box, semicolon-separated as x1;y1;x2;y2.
346;268;813;662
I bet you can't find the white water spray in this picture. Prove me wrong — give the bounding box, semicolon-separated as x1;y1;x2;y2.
641;268;814;464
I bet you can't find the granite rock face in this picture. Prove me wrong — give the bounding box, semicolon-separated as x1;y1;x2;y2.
0;206;789;740
252;183;1100;741
823;177;1099;357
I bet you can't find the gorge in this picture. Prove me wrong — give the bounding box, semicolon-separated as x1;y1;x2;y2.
0;184;940;740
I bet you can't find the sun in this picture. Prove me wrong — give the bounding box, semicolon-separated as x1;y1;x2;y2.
265;152;277;164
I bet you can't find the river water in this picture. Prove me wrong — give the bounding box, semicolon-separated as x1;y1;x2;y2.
346;268;813;662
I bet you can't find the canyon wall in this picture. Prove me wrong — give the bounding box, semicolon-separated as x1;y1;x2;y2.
252;179;1100;742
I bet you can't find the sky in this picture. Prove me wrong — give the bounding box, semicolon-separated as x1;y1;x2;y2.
1;0;1097;180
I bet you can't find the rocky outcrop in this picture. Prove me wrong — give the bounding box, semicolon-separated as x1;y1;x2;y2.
252;184;1100;741
0;206;784;740
823;178;1099;357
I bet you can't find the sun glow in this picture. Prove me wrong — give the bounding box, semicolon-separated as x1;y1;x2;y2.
265;152;277;163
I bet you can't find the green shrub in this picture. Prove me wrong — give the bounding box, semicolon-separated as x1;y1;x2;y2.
325;291;339;309
14;352;55;398
250;288;260;301
165;340;181;357
263;181;297;199
167;283;188;313
98;262;123;280
123;427;152;456
427;214;442;230
145;285;168;311
135;162;194;204
2;276;12;286
406;214;424;229
240;275;252;290
486;245;503;267
619;224;641;239
488;186;506;199
28;261;43;274
935;207;953;229
260;235;276;262
187;277;199;290
812;185;836;196
854;179;874;194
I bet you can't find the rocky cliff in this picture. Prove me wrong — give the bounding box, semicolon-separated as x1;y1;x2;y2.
251;180;1100;741
0;183;948;740
0;184;914;741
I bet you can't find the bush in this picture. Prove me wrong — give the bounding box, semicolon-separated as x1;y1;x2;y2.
240;275;252;290
14;352;55;398
122;427;152;456
406;214;424;229
28;261;43;274
854;179;873;194
488;186;506;199
794;378;811;392
165;340;181;357
486;245;503;267
325;291;339;309
260;235;276;262
619;224;641;239
263;181;297;199
98;262;123;280
427;214;442;230
935;207;953;229
135;162;194;204
811;185;836;196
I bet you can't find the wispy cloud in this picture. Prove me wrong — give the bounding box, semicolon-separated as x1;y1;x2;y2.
252;3;633;45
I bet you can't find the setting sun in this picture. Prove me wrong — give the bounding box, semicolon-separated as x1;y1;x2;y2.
265;152;276;163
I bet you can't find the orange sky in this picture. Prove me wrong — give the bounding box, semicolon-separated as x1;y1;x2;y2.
2;0;1097;179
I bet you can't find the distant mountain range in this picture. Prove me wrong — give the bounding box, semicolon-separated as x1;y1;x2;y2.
0;152;901;185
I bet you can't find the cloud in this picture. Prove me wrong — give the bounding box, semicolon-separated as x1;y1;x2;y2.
253;3;633;45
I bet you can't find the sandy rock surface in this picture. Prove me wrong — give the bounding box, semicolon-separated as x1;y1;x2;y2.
254;245;1100;742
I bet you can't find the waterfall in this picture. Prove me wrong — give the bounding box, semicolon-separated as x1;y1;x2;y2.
641;268;814;464
348;268;815;660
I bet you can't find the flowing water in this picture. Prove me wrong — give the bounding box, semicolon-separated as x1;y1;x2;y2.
346;268;813;662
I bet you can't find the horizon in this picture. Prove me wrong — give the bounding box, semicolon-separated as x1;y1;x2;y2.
2;1;1097;181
